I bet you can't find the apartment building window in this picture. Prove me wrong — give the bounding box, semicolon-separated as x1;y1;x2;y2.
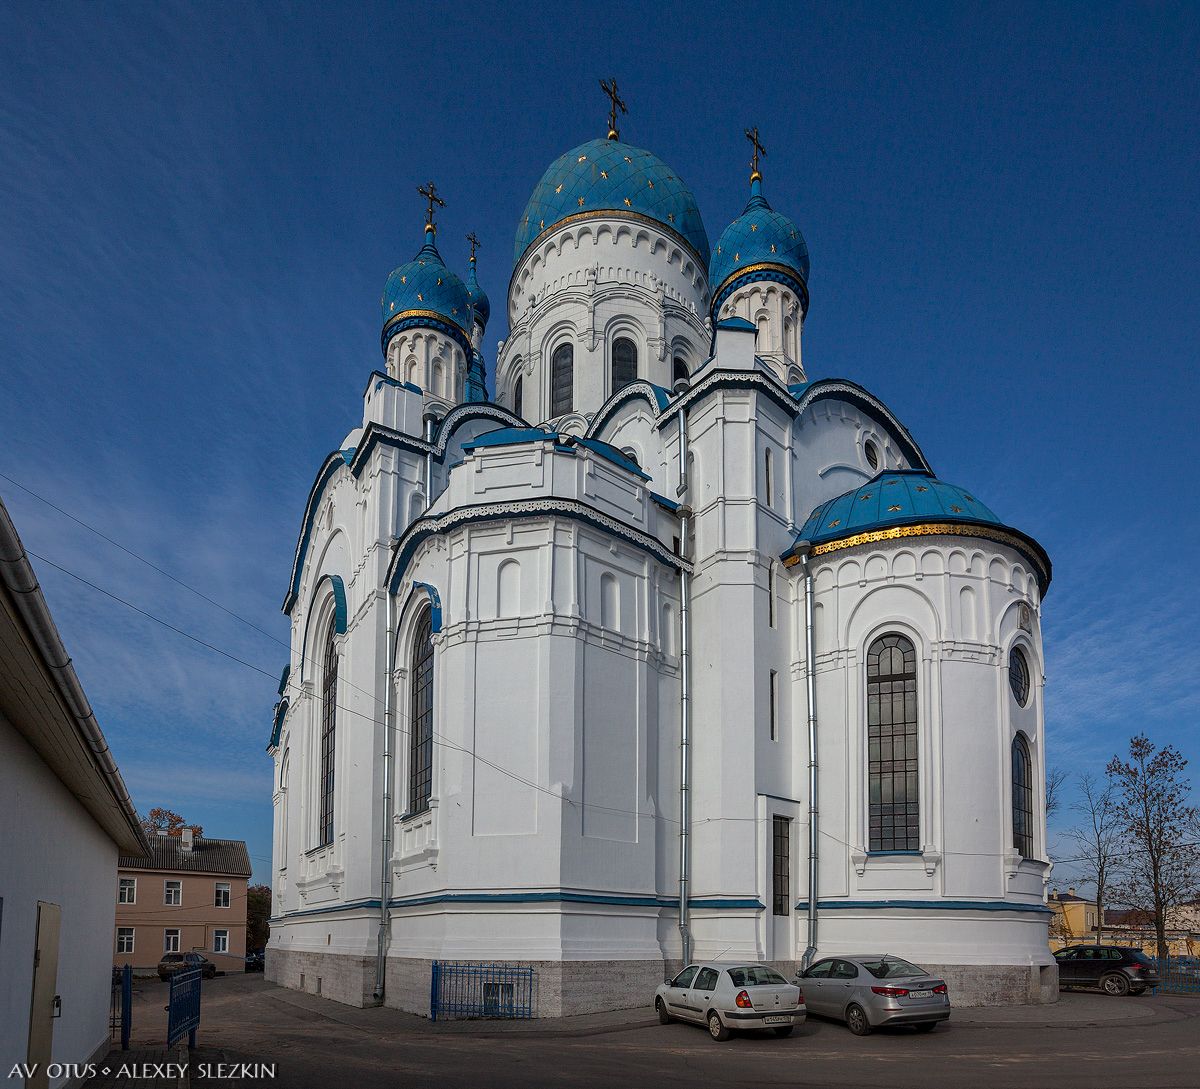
116;928;135;955
772;816;791;916
213;930;229;954
164;880;182;906
215;881;231;908
164;929;180;953
118;877;136;904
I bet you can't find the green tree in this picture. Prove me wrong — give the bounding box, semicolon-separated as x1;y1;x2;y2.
140;807;203;837
1107;735;1200;959
247;884;272;951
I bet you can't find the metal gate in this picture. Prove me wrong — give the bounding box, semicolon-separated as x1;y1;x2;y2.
109;965;132;1049
429;961;537;1021
166;968;202;1047
1154;958;1200;994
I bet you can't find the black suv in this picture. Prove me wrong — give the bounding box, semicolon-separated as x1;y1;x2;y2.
1054;945;1160;995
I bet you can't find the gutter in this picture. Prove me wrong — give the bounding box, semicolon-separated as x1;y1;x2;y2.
795;542;820;969
0;498;149;856
674;384;693;965
373;590;397;1003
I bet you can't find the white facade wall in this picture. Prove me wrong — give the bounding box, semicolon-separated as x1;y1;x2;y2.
0;715;119;1086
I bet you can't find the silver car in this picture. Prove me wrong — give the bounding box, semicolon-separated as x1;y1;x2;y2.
655;962;806;1041
797;954;950;1035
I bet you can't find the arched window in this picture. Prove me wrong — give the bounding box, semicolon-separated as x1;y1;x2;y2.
611;336;637;395
278;748;290;866
408;610;435;814
866;633;919;852
318;618;337;847
513;375;524;420
1009;646;1031;706
1012;733;1034;858
550;343;573;417
673;357;690;386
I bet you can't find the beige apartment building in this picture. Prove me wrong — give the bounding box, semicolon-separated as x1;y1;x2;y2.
114;830;251;974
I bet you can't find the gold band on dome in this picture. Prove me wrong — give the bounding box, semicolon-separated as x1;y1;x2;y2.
713;261;807;301
783;521;1049;583
515;209;709;273
382;308;471;338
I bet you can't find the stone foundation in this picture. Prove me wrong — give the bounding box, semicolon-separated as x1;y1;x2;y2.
265;949;1058;1016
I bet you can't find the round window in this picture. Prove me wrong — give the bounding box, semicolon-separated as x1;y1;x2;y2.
1009;647;1031;706
865;440;879;471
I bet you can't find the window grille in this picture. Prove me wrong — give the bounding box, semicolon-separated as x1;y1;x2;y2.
318;616;337;846
867;633;920;852
611;337;637;395
1012;733;1034;857
550;344;573;416
772;815;791;916
409;610;435;814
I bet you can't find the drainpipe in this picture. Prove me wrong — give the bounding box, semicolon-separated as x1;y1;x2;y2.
423;408;438;506
674;383;693;965
796;542;820;969
373;588;397;1002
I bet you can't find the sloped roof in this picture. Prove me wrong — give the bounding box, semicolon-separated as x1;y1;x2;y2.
120;835;251;876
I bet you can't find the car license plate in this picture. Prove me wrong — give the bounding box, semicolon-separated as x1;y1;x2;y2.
763;1015;793;1024
908;990;933;999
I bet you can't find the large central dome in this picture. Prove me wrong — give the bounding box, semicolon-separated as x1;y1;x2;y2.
513;138;710;269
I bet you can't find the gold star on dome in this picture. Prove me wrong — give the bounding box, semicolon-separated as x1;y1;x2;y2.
888;504;903;512
389;302;395;311
964;494;975;501
915;485;929;492
750;223;758;231
624;155;632;164
417;293;424;302
716;245;722;254
734;252;740;261
624;197;632;206
860;493;873;501
578;154;588;163
419;260;426;266
577;196;585;206
770;243;776;253
400;275;406;284
668;213;675;222
555;183;563;194
949;505;963;513
437;277;442;285
790;230;797;239
647;179;654;188
452;307;458;314
600;170;608;179
539;219;545;229
884;479;899;486
828;519;841;528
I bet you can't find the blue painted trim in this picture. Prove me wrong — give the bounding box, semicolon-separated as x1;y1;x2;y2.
412;580;443;633
298;573;348;679
267;697;289;750
363;370;421;398
585;381;674;440
277;665;290;698
650;491;680;513
381;312;472;359
271;898;382;922
716;316;757;332
282;452;352;615
713;267;809;318
793;899;1053;915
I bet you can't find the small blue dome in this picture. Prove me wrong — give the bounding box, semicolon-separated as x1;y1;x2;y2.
709;178;810;313
380;229;473;354
794;469;1001;546
465;256;490;329
514;138;710;268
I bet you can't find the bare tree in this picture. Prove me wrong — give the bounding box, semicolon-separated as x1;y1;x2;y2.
1107;735;1200;960
1046;766;1068;820
1066;773;1121;942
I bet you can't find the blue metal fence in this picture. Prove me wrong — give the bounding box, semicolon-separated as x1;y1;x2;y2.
1153;958;1200;994
430;961;538;1021
167;968;203;1047
109;965;132;1048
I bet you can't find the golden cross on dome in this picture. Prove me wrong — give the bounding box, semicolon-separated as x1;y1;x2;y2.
600;77;627;140
744;126;766;182
466;231;481;263
417;181;445;233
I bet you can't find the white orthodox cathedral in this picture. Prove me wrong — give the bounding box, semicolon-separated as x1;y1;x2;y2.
267;100;1058;1014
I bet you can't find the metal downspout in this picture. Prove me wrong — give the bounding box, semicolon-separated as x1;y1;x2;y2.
797;543;820;969
373;590;396;1002
674;390;692;965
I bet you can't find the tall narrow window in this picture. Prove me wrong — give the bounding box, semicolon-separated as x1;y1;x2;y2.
513;376;524;420
409;610;435;814
772;816;791;916
764;448;774;507
768;670;779;741
550;343;573;416
768;563;777;628
673;357;689;386
1012;733;1034;858
318;617;337;847
867;633;919;852
611;336;637;395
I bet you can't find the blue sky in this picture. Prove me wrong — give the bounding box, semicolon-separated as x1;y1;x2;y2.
1;2;1196;887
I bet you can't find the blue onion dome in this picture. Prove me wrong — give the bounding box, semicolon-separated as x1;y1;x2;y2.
380;226;474;356
709;176;810;316
465;254;490;329
514;138;710;269
786;468;1051;590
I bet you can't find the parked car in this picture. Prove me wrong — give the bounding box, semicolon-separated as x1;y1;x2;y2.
1053;945;1160;995
655;963;805;1040
157;952;218;981
796;955;950;1035
244;950;264;973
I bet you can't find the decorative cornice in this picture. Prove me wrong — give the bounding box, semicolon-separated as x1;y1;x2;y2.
381;310;472;358
712;262;809;316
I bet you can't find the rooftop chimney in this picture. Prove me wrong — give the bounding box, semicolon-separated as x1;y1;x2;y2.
1067;887;1076;897
181;828;194;853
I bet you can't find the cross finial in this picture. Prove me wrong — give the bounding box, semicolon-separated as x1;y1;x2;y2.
600;78;627;141
466;231;481;263
417;181;445;235
745;126;767;182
